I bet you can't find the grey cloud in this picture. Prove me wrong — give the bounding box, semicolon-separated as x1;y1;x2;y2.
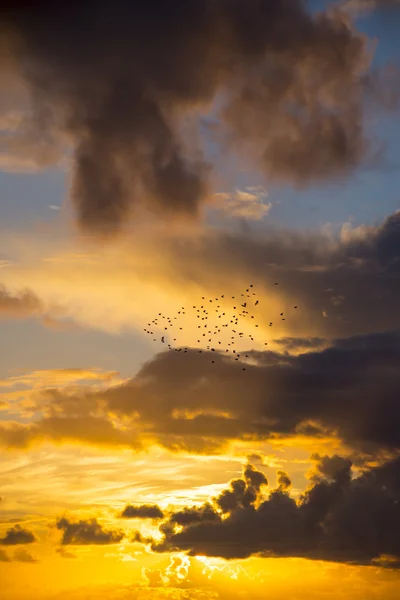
1;0;393;235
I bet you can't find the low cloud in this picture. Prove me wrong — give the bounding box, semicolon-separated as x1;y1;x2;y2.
56;547;77;559
13;548;38;563
0;525;36;545
209;188;271;221
0;285;43;319
120;504;164;520
141;457;400;567
56;517;124;545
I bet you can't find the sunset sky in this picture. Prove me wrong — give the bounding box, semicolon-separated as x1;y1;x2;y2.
0;1;400;599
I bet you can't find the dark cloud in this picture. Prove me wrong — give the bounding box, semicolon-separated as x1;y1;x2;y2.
80;329;400;455
1;0;392;234
1;327;399;457
120;504;164;520
0;213;398;456
0;549;11;562
168;504;221;529
145;457;400;567
341;0;400;14
56;547;77;559
0;525;36;545
164;211;400;339
56;517;124;545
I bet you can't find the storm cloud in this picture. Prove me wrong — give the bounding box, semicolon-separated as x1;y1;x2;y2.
1;0;391;234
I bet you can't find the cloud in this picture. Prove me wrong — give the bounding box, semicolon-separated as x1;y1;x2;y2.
0;284;43;319
0;525;36;545
120;504;164;520
0;549;11;562
0;367;121;390
209;188;271;220
56;547;77;559
13;547;38;563
1;211;399;341
160;211;400;340
144;457;400;567
56;517;124;545
0;283;80;330
0;327;399;457
340;0;400;15
276;470;292;491
271;337;328;353
1;0;394;235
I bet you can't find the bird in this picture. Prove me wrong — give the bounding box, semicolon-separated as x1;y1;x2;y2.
255;300;259;306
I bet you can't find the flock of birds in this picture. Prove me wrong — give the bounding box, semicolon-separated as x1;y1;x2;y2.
143;284;298;371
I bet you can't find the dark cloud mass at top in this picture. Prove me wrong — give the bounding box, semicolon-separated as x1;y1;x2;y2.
0;0;384;234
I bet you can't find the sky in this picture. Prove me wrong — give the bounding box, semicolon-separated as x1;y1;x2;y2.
0;1;399;599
